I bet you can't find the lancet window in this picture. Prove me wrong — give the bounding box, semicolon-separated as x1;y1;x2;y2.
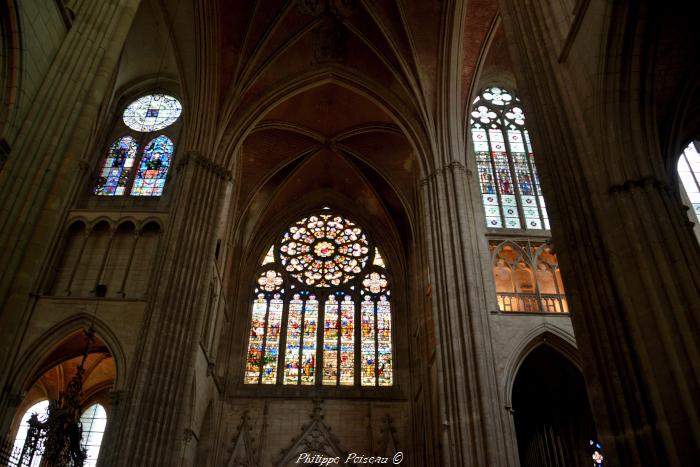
470;87;549;230
80;403;107;467
490;240;567;313
244;212;393;387
93;93;181;197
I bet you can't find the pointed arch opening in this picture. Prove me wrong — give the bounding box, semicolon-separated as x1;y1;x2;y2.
511;345;600;467
244;210;393;387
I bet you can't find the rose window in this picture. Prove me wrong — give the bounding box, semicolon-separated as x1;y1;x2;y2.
279;214;369;287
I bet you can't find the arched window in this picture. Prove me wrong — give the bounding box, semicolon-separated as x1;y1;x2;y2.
80;403;107;467
11;400;49;459
131;135;174;196
677;140;700;223
470;87;549;230
244;212;393;387
93;93;181;197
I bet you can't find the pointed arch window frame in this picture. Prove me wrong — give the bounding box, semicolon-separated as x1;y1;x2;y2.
243;210;395;388
92;92;182;198
469;86;550;230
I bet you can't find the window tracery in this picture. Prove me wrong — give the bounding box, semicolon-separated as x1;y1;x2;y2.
470;87;549;230
489;240;567;313
93;93;181;197
244;212;393;387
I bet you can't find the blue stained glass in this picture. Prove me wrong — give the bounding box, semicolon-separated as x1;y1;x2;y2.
131;135;174;197
94;136;138;196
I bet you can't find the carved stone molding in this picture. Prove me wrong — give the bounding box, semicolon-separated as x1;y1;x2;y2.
377;414;398;458
420;160;469;186
176;151;232;181
275;399;348;467
607;175;669;195
226;410;257;467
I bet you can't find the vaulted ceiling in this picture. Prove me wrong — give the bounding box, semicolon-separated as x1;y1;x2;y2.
119;0;503;255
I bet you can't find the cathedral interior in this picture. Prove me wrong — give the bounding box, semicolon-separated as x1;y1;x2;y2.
0;0;698;466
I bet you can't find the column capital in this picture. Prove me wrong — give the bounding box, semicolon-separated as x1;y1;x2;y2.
420;160;470;187
176;151;232;181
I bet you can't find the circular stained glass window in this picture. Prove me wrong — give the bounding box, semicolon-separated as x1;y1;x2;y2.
122;94;182;132
279;213;370;287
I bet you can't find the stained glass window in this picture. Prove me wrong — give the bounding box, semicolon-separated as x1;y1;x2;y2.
678;141;700;223
94;136;139;196
130;135;174;197
80;404;107;467
470;87;549;230
93;93;181;198
122;94;182;132
589;440;604;466
244;211;393;387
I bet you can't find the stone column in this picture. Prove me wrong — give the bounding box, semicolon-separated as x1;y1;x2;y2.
105;152;229;466
421;161;514;467
0;0;140;422
499;1;700;465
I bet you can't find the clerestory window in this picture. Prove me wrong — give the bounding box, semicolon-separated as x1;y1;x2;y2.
93;93;181;197
470;87;549;230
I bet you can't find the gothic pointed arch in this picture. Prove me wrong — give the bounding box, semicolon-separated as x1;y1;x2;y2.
470;86;549;230
243;209;393;387
275;401;347;467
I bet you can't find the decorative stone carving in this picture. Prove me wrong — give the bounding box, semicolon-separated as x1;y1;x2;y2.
226;411;257;467
276;400;348;467
377;414;398;458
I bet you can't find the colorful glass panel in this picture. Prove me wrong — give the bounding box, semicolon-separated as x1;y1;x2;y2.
323;295;339;384
589;440;604;466
131;135;173;196
245;212;393;388
244;294;267;383
261;295;283;384
279;214;369;287
94;136;138;196
361;297;376;386
377;295;393;386
339;295;355;385
122;94;182;132
284;295;303;384
362;272;388;294
301;295;318;385
470;87;549;230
